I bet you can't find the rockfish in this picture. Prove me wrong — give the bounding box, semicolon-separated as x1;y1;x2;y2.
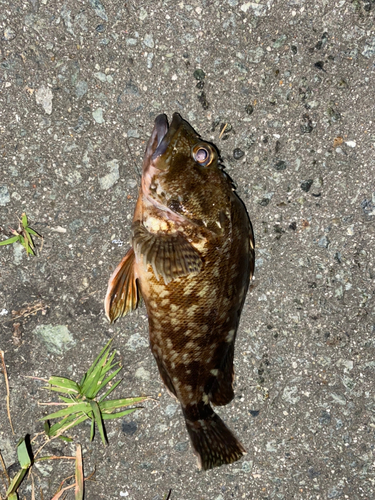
105;113;254;470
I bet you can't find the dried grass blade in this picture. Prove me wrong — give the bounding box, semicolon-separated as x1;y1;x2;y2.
74;445;84;500
0;350;14;434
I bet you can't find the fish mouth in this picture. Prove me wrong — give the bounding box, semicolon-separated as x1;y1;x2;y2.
152;113;170;158
141;113;190;222
145;113;197;170
151;112;185;161
142;113;169;174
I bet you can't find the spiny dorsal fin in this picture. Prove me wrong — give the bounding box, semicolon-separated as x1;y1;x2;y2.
132;222;203;284
104;247;140;323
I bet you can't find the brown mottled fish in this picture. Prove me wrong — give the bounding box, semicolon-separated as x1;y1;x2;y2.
105;113;254;470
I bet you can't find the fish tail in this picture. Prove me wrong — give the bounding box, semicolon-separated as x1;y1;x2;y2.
183;407;246;470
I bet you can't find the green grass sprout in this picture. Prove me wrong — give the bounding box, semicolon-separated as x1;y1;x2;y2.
1;437;87;499
0;212;43;256
5;437;33;500
40;340;147;444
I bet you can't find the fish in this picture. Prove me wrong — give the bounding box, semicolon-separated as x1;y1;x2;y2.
105;113;255;470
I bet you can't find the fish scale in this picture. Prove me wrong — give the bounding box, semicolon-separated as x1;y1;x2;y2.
105;113;254;470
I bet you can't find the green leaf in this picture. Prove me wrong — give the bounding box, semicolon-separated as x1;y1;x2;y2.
25;226;41;237
17;438;32;469
23;229;34;247
40;402;91;420
6;439;32;496
21;213;28;227
45;386;81;395
48;414;88;437
59;395;75;403
100;360;120;379
6;468;28;497
19;235;34;255
102;351;117;373
85;367;104;399
80;341;112;395
89;400;106;445
80;340;112;389
98;366;122;395
58;435;74;442
98;378;122;403
59;394;75;403
101;408;138;420
103;349;116;371
0;236;20;246
90;418;95;442
100;397;146;410
84;352;115;399
48;376;81;393
44;420;51;436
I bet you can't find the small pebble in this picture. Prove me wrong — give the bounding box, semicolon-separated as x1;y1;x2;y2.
245;104;254;115
143;33;154;48
0;185;10;206
193;69;206;81
76;80;88;98
92;108;104;123
36;85;53;115
89;0;108;21
99;159;119;190
318;236;330;248
300;179;313;192
233;148;244;160
274;160;287;171
3;27;16;41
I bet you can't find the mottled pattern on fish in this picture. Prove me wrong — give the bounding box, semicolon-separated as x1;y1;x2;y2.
105;113;254;470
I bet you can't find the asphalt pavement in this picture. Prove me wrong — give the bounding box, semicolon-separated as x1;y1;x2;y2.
0;0;375;498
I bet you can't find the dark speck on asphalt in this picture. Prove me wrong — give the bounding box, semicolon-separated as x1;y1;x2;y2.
233;148;245;160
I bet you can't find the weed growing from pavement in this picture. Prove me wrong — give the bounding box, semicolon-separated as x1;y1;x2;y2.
0;212;42;256
0;341;147;498
0;438;85;500
40;339;146;444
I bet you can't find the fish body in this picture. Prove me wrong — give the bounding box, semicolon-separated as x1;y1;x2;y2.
105;113;254;470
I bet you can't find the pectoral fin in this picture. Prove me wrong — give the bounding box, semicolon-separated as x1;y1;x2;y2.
132;222;203;284
105;247;140;323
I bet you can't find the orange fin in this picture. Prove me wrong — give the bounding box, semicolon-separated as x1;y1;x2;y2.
184;407;246;470
132;222;202;284
105;247;140;323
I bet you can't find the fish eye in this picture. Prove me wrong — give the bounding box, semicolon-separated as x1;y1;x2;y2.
192;144;214;167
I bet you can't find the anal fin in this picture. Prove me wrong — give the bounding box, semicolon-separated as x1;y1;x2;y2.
209;342;235;406
105;247;140;323
132;221;202;284
151;349;178;399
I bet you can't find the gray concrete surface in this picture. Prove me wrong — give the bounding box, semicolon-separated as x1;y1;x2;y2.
1;0;375;498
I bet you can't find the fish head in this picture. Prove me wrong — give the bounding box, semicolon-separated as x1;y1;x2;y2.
141;113;231;234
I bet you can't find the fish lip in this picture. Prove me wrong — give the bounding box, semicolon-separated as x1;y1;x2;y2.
151;112;184;162
153;113;169;150
142;113;169;174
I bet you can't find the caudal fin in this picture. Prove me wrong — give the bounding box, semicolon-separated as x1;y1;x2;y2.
184;410;246;470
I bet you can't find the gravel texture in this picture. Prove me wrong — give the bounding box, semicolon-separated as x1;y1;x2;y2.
1;0;375;499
